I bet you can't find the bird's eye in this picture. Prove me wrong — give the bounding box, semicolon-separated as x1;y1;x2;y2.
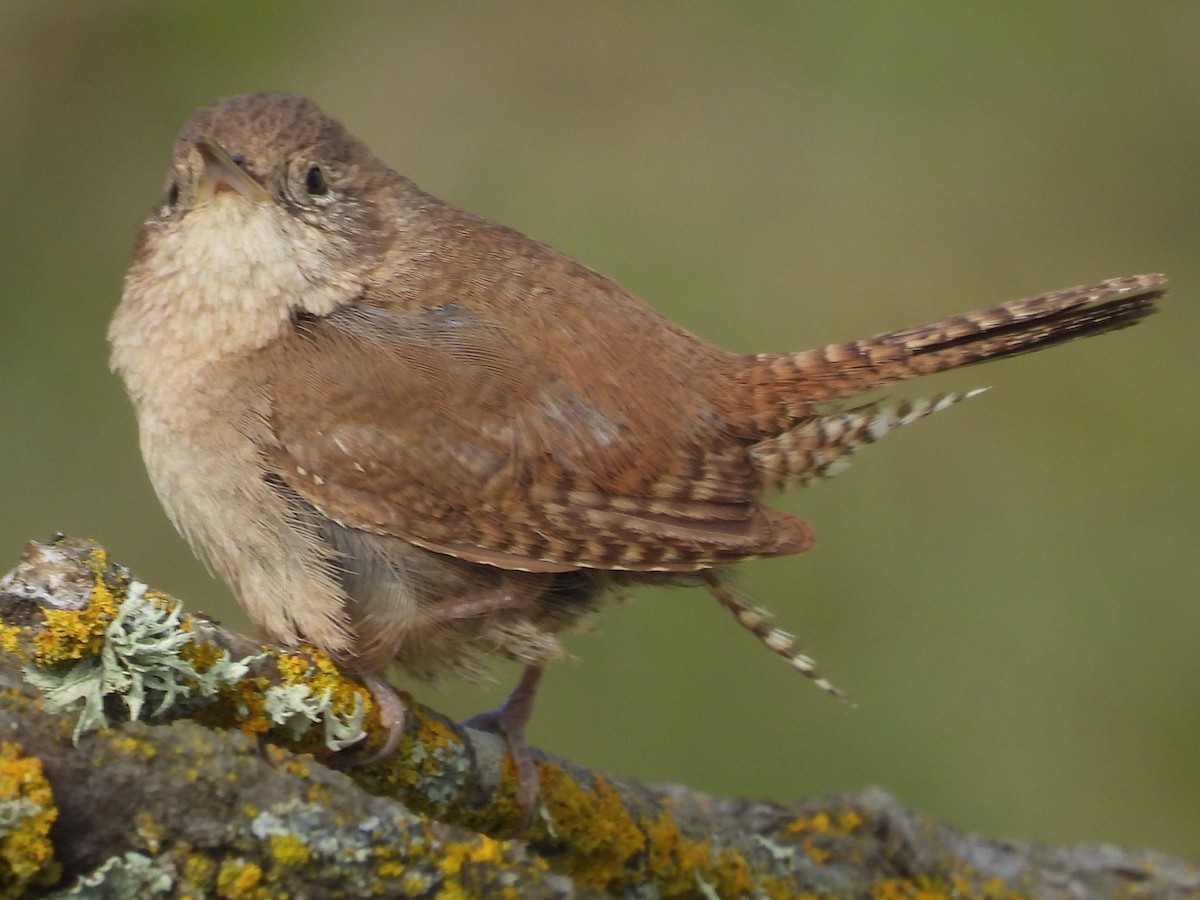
166;181;180;208
304;164;328;196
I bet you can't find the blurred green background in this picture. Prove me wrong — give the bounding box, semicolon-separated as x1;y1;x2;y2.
3;2;1197;858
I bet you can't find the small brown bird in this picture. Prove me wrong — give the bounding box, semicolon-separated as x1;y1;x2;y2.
110;92;1163;809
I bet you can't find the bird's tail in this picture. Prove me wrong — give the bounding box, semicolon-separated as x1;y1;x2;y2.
737;273;1165;438
751;390;986;490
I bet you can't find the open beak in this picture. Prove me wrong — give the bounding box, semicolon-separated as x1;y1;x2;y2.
193;136;272;204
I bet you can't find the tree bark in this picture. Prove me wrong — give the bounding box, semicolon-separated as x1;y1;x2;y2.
1;537;1195;898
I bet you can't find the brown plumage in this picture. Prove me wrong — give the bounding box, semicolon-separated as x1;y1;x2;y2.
108;92;1165;810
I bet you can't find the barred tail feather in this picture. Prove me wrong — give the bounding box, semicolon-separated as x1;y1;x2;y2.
750;390;987;491
739;274;1164;435
700;570;852;703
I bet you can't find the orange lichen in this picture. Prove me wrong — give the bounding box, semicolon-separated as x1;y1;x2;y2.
134;812;165;854
193;673;272;737
260;649;371;753
354;700;478;825
437;834;525;900
215;858;263;898
804;844;831;865
308;654;372;726
181;852;217;893
273;754;312;782
786;805;870;871
398;704;464;783
641;807;773;898
111;734;158;761
276;649;365;723
407;705;458;756
642;808;714;894
780;807;872;882
377;859;407;878
439;834;506;877
189;642;374;753
30;550;119;665
0;625;20;655
873;877;953;899
0;742;60;897
788;811;835;835
838;809;865;833
871;873;1024;900
178;637;225;672
535;765;645;889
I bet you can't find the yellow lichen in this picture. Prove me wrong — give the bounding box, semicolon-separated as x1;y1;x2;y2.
409;706;457;755
642;808;713;895
111;734;158;761
306;652;372;724
267;833;310;868
304;783;331;805
873;877;951;899
378;859;407;878
788;811;834;835
194;648;362;748
838;809;865;833
714;847;760;898
204;676;273;737
0;624;20;655
441;848;465;877
401;873;430;894
438;836;519;899
640;807;769;898
396;704;462;787
537;766;645;889
134;812;164;854
215;858;263;899
178;637;225;672
978;875;1022;898
0;742;60;897
466;834;506;867
256;649;371;753
274;654;309;684
871;873;1023;900
804;844;831;865
181;852;217;893
272;753;311;782
30;553;119;664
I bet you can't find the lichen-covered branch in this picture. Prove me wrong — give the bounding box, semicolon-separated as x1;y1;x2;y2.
2;537;1197;898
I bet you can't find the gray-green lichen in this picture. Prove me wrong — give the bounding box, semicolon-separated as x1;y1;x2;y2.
24;581;259;742
47;851;174;899
0;798;40;836
405;721;476;809
262;681;367;751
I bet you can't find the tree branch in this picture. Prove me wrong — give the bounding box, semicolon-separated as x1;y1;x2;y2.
2;537;1195;897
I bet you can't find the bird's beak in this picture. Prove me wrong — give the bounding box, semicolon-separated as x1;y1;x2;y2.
193;136;272;204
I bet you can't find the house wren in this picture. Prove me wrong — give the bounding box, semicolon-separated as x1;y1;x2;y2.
109;92;1164;808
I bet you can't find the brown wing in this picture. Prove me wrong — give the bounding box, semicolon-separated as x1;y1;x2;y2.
265;232;812;573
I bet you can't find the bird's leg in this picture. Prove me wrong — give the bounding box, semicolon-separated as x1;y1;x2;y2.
432;590;527;621
462;662;546;818
354;578;542;765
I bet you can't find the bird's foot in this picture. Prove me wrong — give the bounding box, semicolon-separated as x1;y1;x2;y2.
353;671;408;764
462;663;545;823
